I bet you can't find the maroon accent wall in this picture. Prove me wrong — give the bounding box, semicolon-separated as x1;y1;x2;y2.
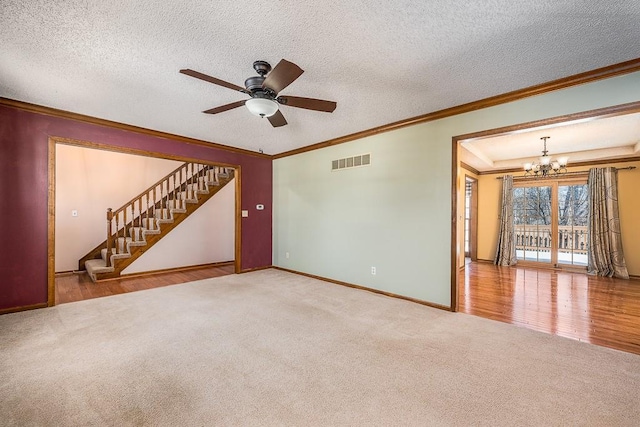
0;104;272;311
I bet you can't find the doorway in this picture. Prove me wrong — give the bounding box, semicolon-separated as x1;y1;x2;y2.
47;136;243;306
464;176;478;261
513;178;588;268
451;101;640;354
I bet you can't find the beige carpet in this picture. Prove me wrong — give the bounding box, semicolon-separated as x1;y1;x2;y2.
1;269;639;426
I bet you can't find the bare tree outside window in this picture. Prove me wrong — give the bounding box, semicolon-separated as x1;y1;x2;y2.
558;184;589;264
558;184;588;226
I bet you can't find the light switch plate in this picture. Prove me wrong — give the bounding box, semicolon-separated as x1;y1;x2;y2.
241;210;249;218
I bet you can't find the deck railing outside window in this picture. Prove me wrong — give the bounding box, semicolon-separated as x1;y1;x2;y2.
514;225;588;265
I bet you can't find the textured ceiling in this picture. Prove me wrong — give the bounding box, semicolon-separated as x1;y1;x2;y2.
1;1;640;155
460;112;640;172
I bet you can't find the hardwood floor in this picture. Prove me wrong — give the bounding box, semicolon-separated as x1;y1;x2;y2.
459;261;640;355
55;264;236;305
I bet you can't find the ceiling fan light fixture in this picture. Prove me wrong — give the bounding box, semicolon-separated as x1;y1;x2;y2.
181;59;336;127
245;98;278;118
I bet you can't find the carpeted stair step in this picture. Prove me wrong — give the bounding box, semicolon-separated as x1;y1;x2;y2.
154;208;175;223
85;259;114;282
140;217;157;230
100;239;133;262
129;226;145;242
178;190;198;203
206;169;220;185
166;199;187;212
128;226;160;243
186;182;208;194
100;247;114;261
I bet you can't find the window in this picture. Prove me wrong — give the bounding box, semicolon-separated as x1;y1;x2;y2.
557;184;588;266
514;185;552;263
513;179;588;267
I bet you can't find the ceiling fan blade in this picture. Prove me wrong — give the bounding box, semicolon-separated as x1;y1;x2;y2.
180;69;248;94
203;100;246;114
268;110;287;127
262;60;304;94
277;96;337;113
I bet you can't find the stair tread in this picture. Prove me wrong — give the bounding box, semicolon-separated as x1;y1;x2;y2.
85;259;115;282
85;259;113;269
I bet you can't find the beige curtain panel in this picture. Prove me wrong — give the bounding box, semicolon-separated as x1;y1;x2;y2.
494;175;517;266
587;167;629;279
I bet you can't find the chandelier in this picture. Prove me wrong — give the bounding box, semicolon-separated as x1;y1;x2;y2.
523;136;568;177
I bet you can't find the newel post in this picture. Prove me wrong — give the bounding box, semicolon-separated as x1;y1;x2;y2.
106;208;113;267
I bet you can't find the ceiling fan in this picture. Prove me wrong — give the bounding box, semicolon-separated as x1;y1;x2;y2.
180;59;337;127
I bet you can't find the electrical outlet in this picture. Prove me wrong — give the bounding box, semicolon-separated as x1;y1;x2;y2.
285;252;290;259
371;266;376;275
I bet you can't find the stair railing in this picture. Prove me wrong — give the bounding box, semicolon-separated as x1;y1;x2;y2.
104;162;230;266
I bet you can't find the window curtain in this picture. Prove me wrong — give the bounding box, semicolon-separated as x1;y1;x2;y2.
587;167;629;279
494;175;517;266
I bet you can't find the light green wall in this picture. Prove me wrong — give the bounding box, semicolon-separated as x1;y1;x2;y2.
273;71;640;307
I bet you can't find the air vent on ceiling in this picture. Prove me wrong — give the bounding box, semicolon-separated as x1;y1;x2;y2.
331;153;371;171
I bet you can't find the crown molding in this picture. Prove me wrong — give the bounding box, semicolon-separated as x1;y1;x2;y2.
476;156;640;176
0;97;271;159
4;58;640;162
460;162;480;176
274;57;640;159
